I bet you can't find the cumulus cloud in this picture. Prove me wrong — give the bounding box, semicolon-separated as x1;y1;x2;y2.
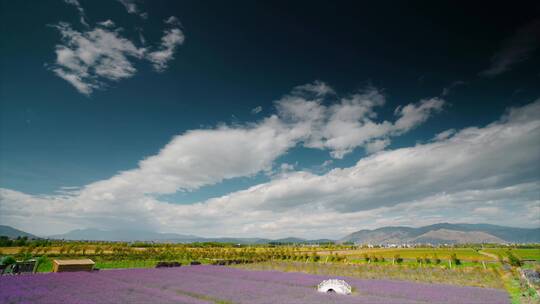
480;18;540;77
50;7;184;95
276;84;445;158
4;85;538;238
50;22;146;95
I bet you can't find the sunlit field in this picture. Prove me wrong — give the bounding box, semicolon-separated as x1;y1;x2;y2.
1;242;539;303
2;1;540;304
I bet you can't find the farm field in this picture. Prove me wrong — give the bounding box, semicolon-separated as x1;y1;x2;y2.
482;249;540;262
315;248;492;261
0;265;510;304
235;261;505;289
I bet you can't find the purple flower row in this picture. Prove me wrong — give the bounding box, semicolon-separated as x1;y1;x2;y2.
0;265;509;304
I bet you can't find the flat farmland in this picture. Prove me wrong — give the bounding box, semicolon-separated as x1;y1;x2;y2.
482;248;540;261
315;248;492;261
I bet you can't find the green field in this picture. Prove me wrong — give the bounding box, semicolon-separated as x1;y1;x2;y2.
35;258;205;272
319;248;491;261
482;248;540;262
235;261;505;289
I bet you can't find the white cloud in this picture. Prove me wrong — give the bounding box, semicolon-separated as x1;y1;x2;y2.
97;20;115;28
50;22;146;95
164;16;181;26
441;80;465;96
365;138;390;154
393;98;445;133
50;12;185;95
275;85;445;158
3;85;537;238
433;129;456;141
251;106;263;114
480;18;540;77
292;80;335;96
63;0;88;27
116;0;147;19
147;19;185;72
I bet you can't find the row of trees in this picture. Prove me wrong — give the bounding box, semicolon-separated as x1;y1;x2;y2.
362;253;461;266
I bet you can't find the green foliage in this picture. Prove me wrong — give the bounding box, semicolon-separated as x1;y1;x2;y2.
363;253;370;262
506;251;522;267
0;236;53;247
0;255;16;265
450;253;461;266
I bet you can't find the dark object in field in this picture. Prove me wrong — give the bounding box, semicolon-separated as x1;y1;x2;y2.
523;269;540;284
211;259;249;266
13;260;36;274
190;261;201;265
0;264;14;275
52;259;95;272
155;261;182;268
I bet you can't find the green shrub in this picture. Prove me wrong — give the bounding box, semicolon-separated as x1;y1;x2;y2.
506;251;522;267
450;253;461;266
0;256;16;266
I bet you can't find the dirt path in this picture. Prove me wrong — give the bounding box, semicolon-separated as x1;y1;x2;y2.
478;250;498;261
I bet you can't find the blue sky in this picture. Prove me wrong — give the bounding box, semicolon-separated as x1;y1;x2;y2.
1;0;539;237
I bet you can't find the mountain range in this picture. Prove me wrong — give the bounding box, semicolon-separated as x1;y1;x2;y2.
47;229;334;244
1;223;539;244
0;225;39;239
340;223;540;244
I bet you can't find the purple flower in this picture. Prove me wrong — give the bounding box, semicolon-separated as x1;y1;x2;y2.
0;265;509;304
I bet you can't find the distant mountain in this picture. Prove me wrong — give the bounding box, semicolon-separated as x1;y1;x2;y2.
48;228;335;244
49;228;198;242
21;223;540;244
0;225;39;239
341;223;540;244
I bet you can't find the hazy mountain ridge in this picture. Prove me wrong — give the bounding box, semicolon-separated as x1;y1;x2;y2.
0;225;39;239
341;223;540;244
2;223;539;244
49;228;198;242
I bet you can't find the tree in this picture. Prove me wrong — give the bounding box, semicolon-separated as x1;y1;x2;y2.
506;251;522;267
363;254;370;262
450;253;461;266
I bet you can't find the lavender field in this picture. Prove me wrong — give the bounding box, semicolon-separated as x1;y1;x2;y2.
0;265;509;304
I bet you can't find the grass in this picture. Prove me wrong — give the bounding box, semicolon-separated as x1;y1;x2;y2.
234;260;506;289
35;258;198;272
317;248;491;261
483;249;540;262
